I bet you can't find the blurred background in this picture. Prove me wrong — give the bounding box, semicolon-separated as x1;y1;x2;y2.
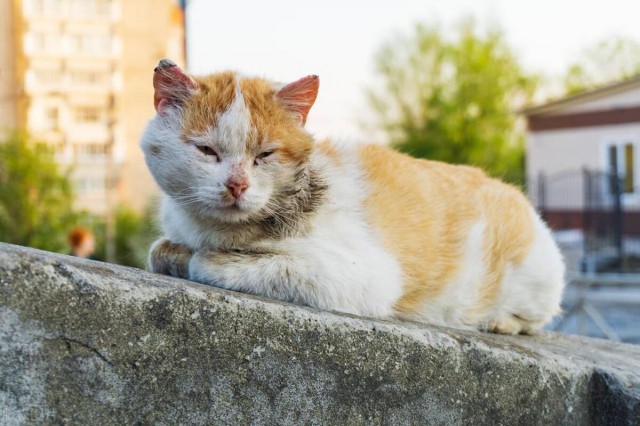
1;0;639;343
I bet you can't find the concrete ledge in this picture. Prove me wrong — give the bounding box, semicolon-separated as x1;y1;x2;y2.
1;242;639;425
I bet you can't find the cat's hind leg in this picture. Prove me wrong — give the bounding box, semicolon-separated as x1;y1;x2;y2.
485;216;565;335
485;314;547;335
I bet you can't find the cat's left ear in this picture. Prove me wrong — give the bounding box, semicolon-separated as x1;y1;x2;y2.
276;75;319;125
153;59;198;115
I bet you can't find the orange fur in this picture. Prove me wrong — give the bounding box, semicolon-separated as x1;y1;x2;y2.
181;72;237;137
316;139;341;164
473;183;535;314
240;78;313;163
358;144;535;319
180;74;313;164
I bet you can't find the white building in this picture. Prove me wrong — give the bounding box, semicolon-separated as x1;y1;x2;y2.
524;77;640;232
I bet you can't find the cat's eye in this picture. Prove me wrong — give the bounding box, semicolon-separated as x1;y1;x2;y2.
254;151;274;165
196;145;219;161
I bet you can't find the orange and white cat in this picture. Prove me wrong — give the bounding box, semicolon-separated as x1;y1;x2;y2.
141;59;565;335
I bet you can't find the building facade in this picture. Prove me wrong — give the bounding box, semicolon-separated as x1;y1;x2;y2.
525;77;640;219
0;0;185;215
525;77;640;272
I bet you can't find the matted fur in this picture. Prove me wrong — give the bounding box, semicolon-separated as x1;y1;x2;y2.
142;60;565;334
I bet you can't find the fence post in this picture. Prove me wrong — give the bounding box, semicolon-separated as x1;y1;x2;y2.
581;168;591;273
537;172;546;221
611;166;623;270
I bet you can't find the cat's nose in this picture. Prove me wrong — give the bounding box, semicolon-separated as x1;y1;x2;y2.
226;181;249;199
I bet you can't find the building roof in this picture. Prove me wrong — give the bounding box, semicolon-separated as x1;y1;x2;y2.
523;75;640;117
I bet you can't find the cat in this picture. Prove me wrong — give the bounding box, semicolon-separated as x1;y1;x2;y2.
141;58;565;335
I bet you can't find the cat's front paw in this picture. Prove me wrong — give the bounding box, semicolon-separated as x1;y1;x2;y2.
148;238;193;279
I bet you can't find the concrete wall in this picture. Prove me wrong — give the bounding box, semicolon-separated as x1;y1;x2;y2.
1;242;639;425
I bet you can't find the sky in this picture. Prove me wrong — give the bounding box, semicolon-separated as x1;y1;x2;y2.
186;0;640;142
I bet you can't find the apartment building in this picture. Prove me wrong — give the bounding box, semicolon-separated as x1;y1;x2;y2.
0;0;185;214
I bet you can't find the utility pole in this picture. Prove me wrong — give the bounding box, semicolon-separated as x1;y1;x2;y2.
180;0;188;67
105;92;116;263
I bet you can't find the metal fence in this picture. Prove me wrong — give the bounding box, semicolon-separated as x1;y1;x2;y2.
549;273;640;343
533;168;640;273
532;168;640;343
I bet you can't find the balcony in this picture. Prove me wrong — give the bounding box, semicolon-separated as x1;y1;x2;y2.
23;0;117;23
23;32;119;60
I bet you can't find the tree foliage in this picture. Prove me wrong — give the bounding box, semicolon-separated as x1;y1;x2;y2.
368;20;536;184
0;131;159;265
0;131;76;252
564;37;640;95
78;204;160;269
113;204;161;268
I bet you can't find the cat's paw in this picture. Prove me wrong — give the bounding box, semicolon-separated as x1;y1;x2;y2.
485;314;543;335
148;238;193;279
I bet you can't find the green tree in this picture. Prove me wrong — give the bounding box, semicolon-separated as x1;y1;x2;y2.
0;131;76;252
564;37;640;94
113;204;161;269
368;20;536;184
75;204;161;269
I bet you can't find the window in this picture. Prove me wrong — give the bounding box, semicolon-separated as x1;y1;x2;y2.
34;69;61;85
70;71;107;85
43;107;59;131
28;0;44;14
30;31;64;53
75;107;102;123
70;34;111;54
95;0;111;17
75;177;106;193
74;143;108;161
625;144;634;193
607;142;635;194
27;0;61;15
30;33;46;52
54;142;72;162
69;0;112;18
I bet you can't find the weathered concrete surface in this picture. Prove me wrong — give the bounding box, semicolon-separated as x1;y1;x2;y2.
0;243;639;425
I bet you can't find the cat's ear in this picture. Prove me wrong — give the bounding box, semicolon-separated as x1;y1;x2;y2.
276;75;319;125
153;59;198;115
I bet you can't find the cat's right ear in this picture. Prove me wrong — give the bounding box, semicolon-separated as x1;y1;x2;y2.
153;59;198;115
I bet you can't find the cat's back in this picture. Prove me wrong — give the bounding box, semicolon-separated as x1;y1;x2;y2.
351;143;554;326
355;142;503;222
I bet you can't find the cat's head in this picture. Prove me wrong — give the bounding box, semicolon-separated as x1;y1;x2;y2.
141;59;320;224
